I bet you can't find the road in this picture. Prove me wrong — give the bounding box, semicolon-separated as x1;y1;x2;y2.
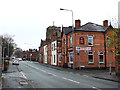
17;61;119;89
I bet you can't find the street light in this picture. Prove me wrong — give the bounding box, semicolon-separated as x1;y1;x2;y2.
30;54;32;62
60;8;75;69
2;47;6;71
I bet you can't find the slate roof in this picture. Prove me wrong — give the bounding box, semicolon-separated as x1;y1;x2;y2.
75;22;107;32
62;27;73;35
40;39;46;47
61;22;113;36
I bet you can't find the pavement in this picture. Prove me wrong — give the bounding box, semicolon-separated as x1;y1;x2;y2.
39;63;120;83
2;61;32;89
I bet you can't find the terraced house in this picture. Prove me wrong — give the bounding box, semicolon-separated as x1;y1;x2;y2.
39;20;115;69
39;26;61;65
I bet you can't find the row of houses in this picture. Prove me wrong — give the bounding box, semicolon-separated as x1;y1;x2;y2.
22;49;38;61
39;20;115;69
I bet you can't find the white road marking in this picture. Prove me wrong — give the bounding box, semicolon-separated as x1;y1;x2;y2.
20;72;27;79
62;77;80;84
52;74;57;77
92;86;101;90
83;75;89;77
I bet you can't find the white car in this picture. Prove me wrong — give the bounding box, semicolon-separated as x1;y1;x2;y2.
16;58;22;61
12;60;19;65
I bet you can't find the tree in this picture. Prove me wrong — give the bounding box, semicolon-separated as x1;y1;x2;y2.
108;28;120;54
0;34;17;58
13;48;23;58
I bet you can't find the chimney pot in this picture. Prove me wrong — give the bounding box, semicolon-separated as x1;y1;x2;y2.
103;20;108;27
75;20;81;29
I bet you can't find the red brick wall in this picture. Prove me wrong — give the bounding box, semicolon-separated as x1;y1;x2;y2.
65;30;115;69
47;42;51;65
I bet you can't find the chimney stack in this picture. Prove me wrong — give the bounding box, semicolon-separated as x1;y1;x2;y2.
103;20;108;27
75;20;81;29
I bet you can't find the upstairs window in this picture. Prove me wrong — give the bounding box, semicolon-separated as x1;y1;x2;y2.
88;36;93;46
70;37;72;47
54;43;55;51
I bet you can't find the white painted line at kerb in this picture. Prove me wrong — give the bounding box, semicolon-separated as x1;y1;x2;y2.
92;86;101;90
20;72;27;79
62;77;80;84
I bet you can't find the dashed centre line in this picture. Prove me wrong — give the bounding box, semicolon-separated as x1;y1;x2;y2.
62;77;80;84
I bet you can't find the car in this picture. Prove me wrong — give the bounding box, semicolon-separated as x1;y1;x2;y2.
12;60;19;65
16;58;22;61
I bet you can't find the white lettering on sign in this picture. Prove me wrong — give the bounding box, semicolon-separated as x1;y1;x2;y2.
76;47;91;50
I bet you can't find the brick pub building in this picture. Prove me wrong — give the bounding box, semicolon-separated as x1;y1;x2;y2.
59;20;115;69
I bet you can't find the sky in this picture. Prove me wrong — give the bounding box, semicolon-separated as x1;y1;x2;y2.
0;0;119;50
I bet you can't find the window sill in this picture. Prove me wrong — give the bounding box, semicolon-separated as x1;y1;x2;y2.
88;62;94;64
88;45;94;47
99;62;104;64
69;62;73;64
59;61;62;63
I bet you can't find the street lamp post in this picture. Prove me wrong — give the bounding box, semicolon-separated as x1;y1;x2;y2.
30;54;32;62
60;8;75;69
2;47;6;71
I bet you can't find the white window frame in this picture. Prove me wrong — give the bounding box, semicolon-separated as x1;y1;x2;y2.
69;52;73;63
99;51;104;63
54;55;55;63
70;37;72;47
88;36;93;46
59;53;62;62
88;51;94;63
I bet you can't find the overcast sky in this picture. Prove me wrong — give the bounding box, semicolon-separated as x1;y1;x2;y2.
0;0;119;50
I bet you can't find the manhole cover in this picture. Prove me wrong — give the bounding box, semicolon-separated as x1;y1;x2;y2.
19;80;28;85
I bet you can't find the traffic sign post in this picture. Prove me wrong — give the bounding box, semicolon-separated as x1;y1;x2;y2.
79;51;80;70
76;47;91;69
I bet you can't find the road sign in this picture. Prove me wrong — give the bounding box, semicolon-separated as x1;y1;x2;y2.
76;47;91;50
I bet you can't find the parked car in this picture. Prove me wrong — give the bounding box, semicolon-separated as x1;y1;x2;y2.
17;58;22;61
12;60;19;65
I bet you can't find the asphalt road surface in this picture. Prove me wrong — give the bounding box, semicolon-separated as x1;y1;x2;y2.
17;61;119;89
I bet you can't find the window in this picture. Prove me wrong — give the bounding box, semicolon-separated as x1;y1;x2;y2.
88;36;93;46
70;37;72;47
54;43;55;51
88;51;93;63
59;53;61;62
69;52;73;62
54;55;55;63
52;44;53;51
63;39;65;46
99;52;104;63
45;47;47;53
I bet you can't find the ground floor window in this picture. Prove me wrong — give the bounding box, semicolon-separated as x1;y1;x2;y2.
99;51;104;63
54;55;55;63
59;53;62;62
69;52;73;62
88;51;93;63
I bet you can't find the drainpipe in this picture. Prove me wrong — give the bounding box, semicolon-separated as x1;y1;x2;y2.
104;32;107;69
